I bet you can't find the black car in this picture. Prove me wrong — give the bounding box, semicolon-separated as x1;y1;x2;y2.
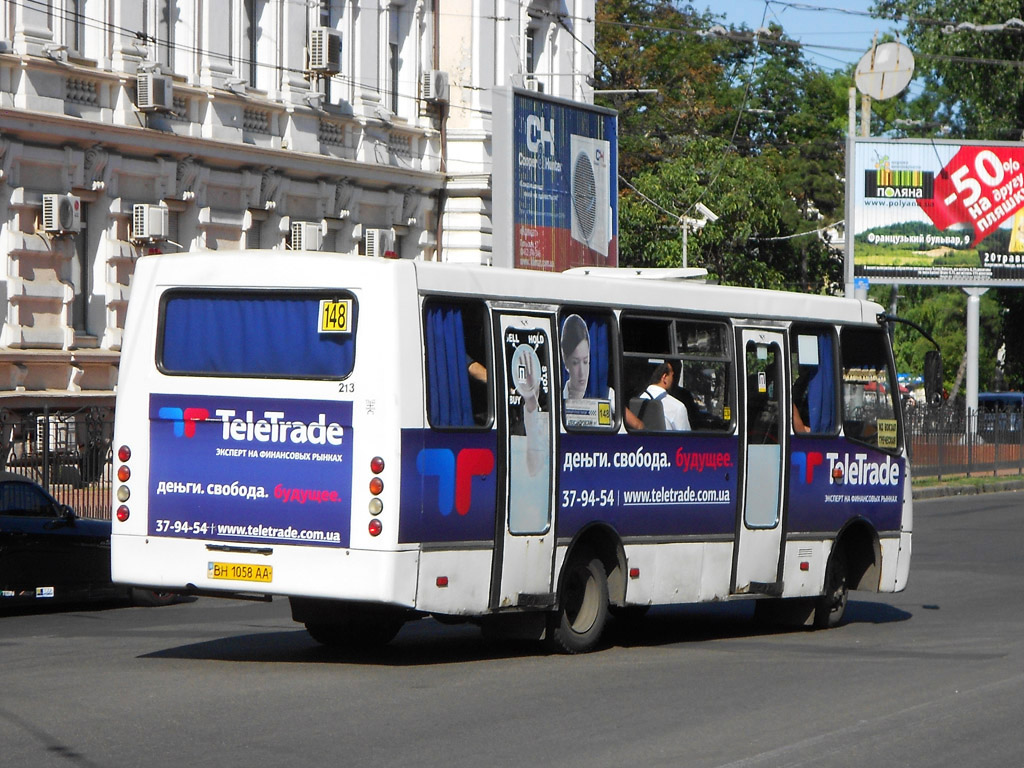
0;471;170;606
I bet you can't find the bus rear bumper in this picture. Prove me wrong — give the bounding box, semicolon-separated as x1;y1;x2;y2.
111;533;420;607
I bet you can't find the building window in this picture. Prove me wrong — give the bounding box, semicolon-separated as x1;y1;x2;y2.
244;0;259;87
388;6;400;113
64;0;85;56
71;201;89;334
157;0;174;71
525;24;545;92
317;0;343;104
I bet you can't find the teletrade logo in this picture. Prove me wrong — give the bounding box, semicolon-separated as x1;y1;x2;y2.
157;404;345;446
158;407;210;438
792;450;901;487
791;451;824;484
416;448;494;516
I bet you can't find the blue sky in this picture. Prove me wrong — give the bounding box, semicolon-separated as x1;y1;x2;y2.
705;1;903;71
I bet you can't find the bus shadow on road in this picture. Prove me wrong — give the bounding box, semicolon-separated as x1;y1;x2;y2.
141;620;545;666
607;599;913;649
140;599;912;665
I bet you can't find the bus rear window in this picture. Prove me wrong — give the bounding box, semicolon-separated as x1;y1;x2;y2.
159;290;356;378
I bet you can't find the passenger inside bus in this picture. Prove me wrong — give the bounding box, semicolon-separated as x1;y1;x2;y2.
792;365;813;433
635;363;691;431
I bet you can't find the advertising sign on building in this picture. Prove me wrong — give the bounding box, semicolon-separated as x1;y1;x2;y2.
493;88;618;271
854;139;1024;284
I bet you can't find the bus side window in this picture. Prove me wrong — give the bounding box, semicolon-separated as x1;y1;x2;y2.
839;327;900;450
559;310;617;430
620;316;672;432
791;327;838;436
620;315;733;432
423;300;491;429
676;319;733;431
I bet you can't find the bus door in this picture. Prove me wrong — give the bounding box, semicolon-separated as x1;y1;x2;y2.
734;328;788;595
490;311;557;609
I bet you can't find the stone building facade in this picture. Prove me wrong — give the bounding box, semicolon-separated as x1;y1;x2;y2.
0;0;595;417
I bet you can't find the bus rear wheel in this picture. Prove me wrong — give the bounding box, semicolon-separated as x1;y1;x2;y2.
549;549;609;654
814;547;849;629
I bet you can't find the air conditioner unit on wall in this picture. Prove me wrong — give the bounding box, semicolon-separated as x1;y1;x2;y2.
291;221;323;251
569;134;612;259
421;69;450;103
132;204;169;240
308;27;342;74
364;228;396;258
136;72;173;111
42;193;81;234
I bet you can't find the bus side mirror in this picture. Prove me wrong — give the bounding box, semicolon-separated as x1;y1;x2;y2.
924;350;942;407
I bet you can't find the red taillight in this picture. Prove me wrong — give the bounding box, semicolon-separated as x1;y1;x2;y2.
118;445;131;462
370;456;385;474
368;519;383;537
436;576;449;588
629;568;641;579
116;505;130;522
117;465;131;482
369;477;384;495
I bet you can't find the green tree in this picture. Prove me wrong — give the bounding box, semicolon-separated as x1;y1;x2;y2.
619;137;840;289
874;0;1024;140
597;4;847;290
595;0;737;180
885;286;1003;390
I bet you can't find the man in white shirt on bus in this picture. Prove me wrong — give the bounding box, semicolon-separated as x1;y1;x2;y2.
640;362;691;431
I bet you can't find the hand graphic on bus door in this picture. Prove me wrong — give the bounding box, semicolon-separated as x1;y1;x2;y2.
511;343;547;477
505;330;552;536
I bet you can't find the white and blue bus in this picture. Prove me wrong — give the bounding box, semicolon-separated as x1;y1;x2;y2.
111;252;912;652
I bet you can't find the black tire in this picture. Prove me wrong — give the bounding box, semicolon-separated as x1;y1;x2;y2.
549;550;609;654
305;617;403;649
814;546;849;629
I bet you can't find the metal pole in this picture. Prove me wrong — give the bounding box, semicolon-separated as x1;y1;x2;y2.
42;404;49;490
964;287;988;436
681;220;688;269
844;87;857;298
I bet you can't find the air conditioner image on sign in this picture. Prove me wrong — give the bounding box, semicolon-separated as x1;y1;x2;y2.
569;134;611;259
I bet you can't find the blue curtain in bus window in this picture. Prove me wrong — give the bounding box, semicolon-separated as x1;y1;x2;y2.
807;334;836;433
586;316;609;398
425;304;473;427
162;294;354;377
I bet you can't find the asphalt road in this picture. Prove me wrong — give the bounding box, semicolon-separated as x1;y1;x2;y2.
2;492;1022;768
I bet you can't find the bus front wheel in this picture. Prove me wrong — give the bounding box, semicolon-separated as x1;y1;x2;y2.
814;547;849;629
549;549;609;654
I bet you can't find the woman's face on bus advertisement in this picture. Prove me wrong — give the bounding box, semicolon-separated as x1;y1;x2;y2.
566;338;590;398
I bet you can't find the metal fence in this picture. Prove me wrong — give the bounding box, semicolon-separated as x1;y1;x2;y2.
906;406;1024;479
0;406;114;519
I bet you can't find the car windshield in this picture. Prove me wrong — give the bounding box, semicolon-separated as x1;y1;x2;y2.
0;481;59;517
